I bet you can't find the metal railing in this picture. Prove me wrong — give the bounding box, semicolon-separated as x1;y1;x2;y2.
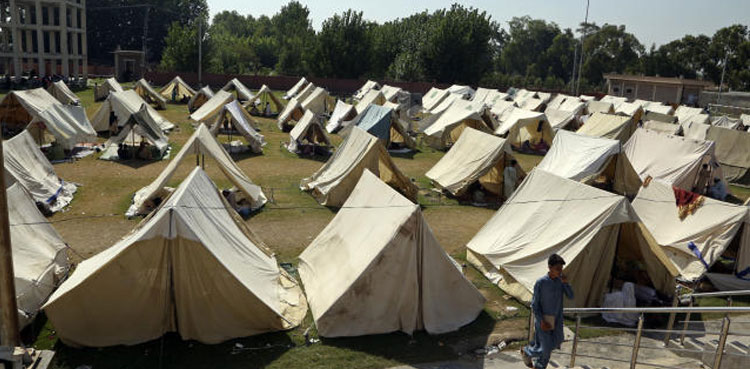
527;300;750;369
664;289;750;347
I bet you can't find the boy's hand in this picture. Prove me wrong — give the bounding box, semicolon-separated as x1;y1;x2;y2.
561;274;568;284
541;321;553;331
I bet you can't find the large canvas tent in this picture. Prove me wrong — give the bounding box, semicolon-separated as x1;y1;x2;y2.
421;87;450;112
99;104;170;161
600;95;628;109
127;124;267;216
94;77;124;101
356;89;386;114
426;127;519;198
536;130;642;196
614;102;644;122
188;86;214;113
642;120;681;135
7;183;69;327
189;90;235;123
134;79;168;110
209;100;265;154
278;87;329;129
681;120;711;140
585;100;615;116
674;106;707;123
576;112;635;143
624;128;724;191
300;127;417;207
287;110;331;154
380;85;404;102
244;84;285;114
47;81;80;105
159;76;196;102
711;116;742;130
354;80;380;100
467;169;677;307
427;93;462;115
277;98;305;129
544;108;579;130
221;78;254;101
44;167;306;347
422;99;494;150
284;77;309;100
447;84;475;99
299;170;484;337
91;90;175;132
0;88;96;149
706;126;750;185
326;100;357;133
344;104;415;149
494;107;555;148
294;83;316;103
3;130;77;212
632;180;749;285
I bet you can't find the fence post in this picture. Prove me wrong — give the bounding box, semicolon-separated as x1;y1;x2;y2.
630;314;644;369
680;296;694;345
663;292;679;346
713;316;731;369
570;314;581;368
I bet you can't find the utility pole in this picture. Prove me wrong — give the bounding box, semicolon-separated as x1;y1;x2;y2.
575;0;590;96
142;6;150;74
571;45;578;95
198;20;202;86
0;134;20;348
718;48;729;105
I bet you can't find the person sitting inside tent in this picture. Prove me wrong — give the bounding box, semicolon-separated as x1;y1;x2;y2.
708;178;728;201
503;159;520;200
521;254;574;369
222;188;253;217
47;140;66;161
693;164;711;194
137;142;152;160
250;103;260;116
264;102;272;117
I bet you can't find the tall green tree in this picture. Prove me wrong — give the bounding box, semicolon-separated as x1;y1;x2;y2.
271;1;316;75
311;10;372;78
580;23;645;86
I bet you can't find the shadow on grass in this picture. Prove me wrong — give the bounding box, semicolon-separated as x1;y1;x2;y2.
389;149;420;159
108;158;169;170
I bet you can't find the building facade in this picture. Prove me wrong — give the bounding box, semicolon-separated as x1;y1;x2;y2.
0;0;87;79
604;74;713;106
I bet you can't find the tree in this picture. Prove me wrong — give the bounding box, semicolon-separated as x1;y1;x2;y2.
580;23;645;86
159;22;203;73
312;10;372;78
272;1;316;75
499;17;563;81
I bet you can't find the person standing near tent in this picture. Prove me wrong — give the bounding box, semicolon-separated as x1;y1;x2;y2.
521;254;574;369
503;159;520;200
708;178;728;201
264;102;272;117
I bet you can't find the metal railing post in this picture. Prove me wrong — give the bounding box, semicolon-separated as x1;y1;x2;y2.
630;314;644;369
570;314;581;368
680;296;694;345
527;313;535;343
713;316;731;369
663;292;679;346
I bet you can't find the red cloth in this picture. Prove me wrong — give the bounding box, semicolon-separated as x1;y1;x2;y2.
673;186;703;219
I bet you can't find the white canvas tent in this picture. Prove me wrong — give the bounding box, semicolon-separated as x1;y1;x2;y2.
674;106;706;123
681;120;711;140
356;89;386;114
354;80;381;100
422;99;494;150
3;130;77;212
706;126;750;185
639;101;674;116
284;77;309;100
711;116;742;130
94;77;124;101
134;79;168;110
208;101;266;155
127;124;267;216
277;98;305;130
490;99;517;117
447;85;475;99
244;84;285;113
287;110;331;154
302;87;330;115
544;108;579;130
576;113;635;143
294;83;316;103
188;86;214;113
624;128;724;191
615;102;644;122
7;183;69;327
47;81;80;105
427;93;462;115
189;90;235;123
159;76;196;102
91;90;175;132
426;127;519;198
422;87;450;112
494;107;555;148
600;95;628;109
642;121;682;135
277;87;329;129
632;180;749;284
467;169;678;307
0;88;96;149
221;78;254;101
44;167;306;346
536;130;642;196
326;100;357;133
380;85;404;102
515;96;545;111
585;100;615;116
100;104;170;161
300;127;417;207
299;170;484;337
344;104;415;149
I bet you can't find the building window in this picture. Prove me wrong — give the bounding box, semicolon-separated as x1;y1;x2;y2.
626;88;633;94
613;86;620;93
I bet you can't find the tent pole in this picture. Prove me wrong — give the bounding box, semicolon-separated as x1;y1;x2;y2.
0;131;21;347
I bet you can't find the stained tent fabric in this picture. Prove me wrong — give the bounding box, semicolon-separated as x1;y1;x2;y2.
466;169;677;307
300;127;417;207
209;101;265;154
354;80;381;100
244;84;285;113
44;167;307;346
423;99;494;150
287;110;331;153
643;121;682;135
345;104;415;149
100;104;170;160
94;77;124;101
495;107;555;147
422;87;450;112
7;183;69;327
91;90;174;132
356;89;386;114
159;76;196;102
299;170;484;337
706;126;750;184
585;100;615;116
284;77;309;100
326;100;358;133
221;78;254;101
426;127;518;197
128;124;267;216
576;112;634;143
0;88;96;149
536;130;642;196
3;130;77;212
188;86;214;113
189;90;235;123
632;180;749;283
643;110;677;124
447;85;475;99
624;128;723;191
134;79;168;110
681;120;711;140
47;81;80;105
